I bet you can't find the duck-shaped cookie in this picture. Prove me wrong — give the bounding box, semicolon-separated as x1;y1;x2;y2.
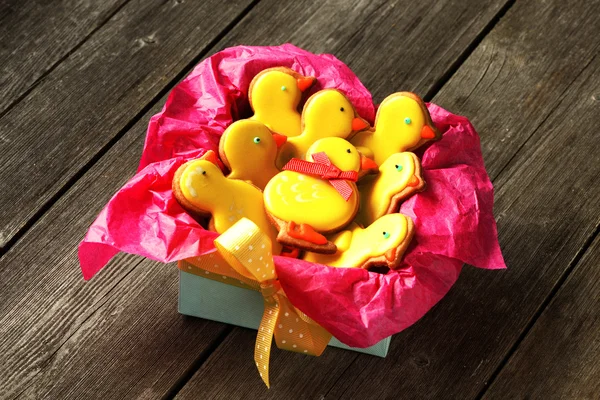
355;152;425;226
350;92;441;165
303;213;415;270
173;150;282;254
276;89;370;168
249;67;315;137
219;119;287;190
264;137;377;254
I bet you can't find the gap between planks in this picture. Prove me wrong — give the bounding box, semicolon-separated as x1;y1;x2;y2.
476;221;600;399
0;0;132;121
0;0;262;259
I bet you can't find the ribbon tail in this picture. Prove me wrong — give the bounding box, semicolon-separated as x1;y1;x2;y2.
330;179;353;201
255;299;279;388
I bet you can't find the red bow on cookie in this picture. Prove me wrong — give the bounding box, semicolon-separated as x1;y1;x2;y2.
282;152;358;201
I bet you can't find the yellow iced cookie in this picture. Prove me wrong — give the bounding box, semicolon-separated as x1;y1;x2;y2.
249;67;315;137
264;137;376;254
276;89;370;168
219;120;287;190
355;152;425;226
173;151;282;254
303;213;415;270
350;92;441;165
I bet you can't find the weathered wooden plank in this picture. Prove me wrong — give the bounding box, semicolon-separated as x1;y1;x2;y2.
207;0;511;102
14;259;230;400
178;0;600;398
0;0;128;116
0;1;256;397
0;0;512;397
322;2;600;399
0;104;232;399
483;234;600;399
0;0;255;250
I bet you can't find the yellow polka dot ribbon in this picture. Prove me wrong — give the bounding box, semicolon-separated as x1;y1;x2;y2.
178;218;332;388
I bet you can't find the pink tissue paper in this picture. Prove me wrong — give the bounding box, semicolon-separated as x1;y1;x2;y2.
79;43;505;348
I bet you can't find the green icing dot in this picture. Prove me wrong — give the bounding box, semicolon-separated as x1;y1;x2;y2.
383;231;390;239
281;86;287;91
395;164;403;172
404;117;412;124
253;137;261;144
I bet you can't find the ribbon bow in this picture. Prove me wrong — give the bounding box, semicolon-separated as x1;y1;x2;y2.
282;152;358;201
179;218;331;387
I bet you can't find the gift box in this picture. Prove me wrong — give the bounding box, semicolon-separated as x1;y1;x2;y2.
178;268;391;357
78;44;506;388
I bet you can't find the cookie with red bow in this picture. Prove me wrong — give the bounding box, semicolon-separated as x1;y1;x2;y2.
263;137;377;254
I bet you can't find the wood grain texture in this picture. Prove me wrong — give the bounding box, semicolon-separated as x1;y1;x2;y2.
177;0;600;398
483;234;600;400
324;1;600;399
0;0;128;115
0;0;513;398
0;103;231;399
0;0;254;249
208;0;511;102
324;48;600;400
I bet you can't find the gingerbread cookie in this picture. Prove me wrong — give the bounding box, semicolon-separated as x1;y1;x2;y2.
249;67;315;138
355;152;425;226
263;137;377;254
219;119;287;190
276;89;370;168
173;150;282;254
303;213;415;270
350;92;440;165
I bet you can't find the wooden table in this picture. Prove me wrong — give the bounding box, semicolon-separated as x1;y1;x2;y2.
1;0;599;398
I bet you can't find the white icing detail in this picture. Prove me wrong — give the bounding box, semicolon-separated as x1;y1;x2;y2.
297;175;305;181
281;175;289;182
312;191;325;199
185;175;197;198
295;192;314;203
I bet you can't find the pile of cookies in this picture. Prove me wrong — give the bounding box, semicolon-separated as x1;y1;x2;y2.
172;67;440;271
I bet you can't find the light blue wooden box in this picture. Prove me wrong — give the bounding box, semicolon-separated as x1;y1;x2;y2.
179;270;391;357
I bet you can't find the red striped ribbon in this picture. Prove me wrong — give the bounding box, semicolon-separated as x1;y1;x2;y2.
282;152;357;201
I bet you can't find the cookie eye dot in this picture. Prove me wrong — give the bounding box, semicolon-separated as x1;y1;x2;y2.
253;137;261;144
340;107;345;112
383;231;390;239
404;117;412;125
346;149;351;154
202;170;207;175
395;164;403;172
281;86;287;91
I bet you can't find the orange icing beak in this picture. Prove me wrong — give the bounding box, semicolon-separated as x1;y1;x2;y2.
297;77;314;92
272;133;288;148
201;150;225;170
352;117;369;131
201;150;220;165
421;125;436;139
384;247;397;262
360;154;378;171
